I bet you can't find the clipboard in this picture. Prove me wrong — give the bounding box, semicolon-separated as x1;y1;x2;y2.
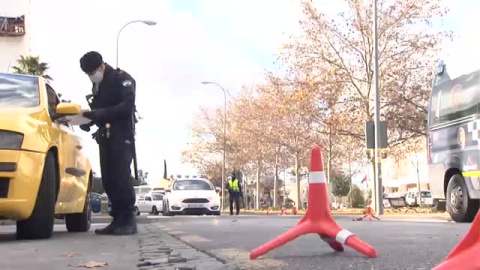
64;110;92;126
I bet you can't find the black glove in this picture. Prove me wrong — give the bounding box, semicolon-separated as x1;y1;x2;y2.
83;110;96;121
79;124;91;132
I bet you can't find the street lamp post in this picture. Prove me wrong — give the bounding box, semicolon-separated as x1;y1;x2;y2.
201;81;227;211
373;0;383;215
116;20;157;69
115;19;156;182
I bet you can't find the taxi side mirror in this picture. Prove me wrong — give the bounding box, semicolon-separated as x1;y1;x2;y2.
56;103;81;116
52;103;82;121
215;187;221;193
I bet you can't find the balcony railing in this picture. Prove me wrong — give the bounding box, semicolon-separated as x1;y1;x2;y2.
0;15;26;37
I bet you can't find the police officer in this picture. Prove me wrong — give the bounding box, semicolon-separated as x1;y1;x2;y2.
226;173;242;215
79;51;137;235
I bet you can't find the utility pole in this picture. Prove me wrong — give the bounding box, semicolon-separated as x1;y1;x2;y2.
373;0;384;215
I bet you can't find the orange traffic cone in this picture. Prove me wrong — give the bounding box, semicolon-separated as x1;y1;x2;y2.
292;206;298;215
433;211;480;269
280;207;286;216
353;199;380;221
267;209;270;215
250;145;377;260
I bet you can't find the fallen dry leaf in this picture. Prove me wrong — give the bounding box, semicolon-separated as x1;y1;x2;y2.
62;252;78;258
79;261;108;268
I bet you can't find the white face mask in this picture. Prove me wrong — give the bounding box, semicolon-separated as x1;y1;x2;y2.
89;70;104;83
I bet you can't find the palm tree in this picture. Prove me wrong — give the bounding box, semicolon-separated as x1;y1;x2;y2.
12;55;53;80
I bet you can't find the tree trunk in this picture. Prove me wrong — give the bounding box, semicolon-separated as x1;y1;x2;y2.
295;151;301;210
256;161;260;210
283;169;287;206
328;130;332;184
273;149;278;208
416;157;421;206
349;159;352;208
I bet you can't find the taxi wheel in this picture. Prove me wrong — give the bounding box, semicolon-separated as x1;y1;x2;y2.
17;153;56;240
65;177;92;232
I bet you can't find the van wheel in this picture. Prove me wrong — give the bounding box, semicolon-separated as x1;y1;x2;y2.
152;206;159;215
447;174;479;223
65;179;92;232
17;153;56;239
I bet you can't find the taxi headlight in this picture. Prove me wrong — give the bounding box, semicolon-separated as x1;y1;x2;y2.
0;131;24;150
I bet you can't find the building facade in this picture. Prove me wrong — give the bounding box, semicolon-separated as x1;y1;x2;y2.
1;0;31;72
380;149;430;193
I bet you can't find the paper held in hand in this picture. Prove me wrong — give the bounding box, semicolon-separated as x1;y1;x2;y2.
65;110;92;126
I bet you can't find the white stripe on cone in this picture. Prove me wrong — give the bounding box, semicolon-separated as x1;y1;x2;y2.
335;229;353;244
309;171;326;184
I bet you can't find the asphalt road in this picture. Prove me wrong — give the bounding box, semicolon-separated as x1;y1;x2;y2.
151;214;472;270
0;223;138;270
0;214;473;270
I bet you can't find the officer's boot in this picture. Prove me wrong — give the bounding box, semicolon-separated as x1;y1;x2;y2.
95;214;119;235
113;212;137;235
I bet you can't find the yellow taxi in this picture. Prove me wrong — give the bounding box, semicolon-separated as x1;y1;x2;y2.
0;72;92;239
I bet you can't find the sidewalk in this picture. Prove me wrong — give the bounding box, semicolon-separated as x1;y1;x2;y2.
233;209;451;222
138;223;236;270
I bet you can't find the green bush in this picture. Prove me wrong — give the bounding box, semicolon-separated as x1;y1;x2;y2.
350;185;365;208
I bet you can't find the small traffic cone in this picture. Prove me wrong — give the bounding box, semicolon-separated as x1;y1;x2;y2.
250;145;377;260
353;199;380;221
433;211;480;269
280;207;286;216
292;206;298;215
266;209;270;215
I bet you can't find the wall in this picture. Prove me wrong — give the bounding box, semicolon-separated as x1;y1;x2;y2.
0;0;31;72
382;150;429;193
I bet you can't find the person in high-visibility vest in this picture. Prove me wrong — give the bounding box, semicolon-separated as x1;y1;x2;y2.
226;174;243;215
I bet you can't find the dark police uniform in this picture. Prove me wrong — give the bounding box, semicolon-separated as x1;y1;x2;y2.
82;62;137;235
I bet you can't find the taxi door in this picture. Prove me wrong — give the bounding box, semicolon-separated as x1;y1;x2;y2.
46;86;78;207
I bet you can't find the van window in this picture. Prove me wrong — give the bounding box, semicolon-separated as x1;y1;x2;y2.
421;191;432;198
430;70;480;126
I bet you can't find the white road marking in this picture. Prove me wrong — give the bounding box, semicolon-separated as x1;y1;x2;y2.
179;235;211;243
381;218;450;223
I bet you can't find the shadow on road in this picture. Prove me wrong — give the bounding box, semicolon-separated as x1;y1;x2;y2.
0;231;83;243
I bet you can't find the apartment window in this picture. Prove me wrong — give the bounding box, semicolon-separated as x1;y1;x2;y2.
0;15;26;36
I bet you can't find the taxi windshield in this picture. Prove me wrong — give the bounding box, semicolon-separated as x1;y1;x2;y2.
0;73;39;108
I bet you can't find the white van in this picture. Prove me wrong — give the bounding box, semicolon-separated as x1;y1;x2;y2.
405;190;434;207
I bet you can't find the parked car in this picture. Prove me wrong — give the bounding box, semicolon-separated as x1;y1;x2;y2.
0;73;92;239
384;192;408;208
163;178;221;216
90;192;102;213
134;192;163;215
405;190;434;207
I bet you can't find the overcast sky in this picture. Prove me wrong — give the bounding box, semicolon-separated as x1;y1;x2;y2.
26;0;479;186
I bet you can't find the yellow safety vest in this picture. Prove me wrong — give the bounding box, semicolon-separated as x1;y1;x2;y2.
228;179;240;192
